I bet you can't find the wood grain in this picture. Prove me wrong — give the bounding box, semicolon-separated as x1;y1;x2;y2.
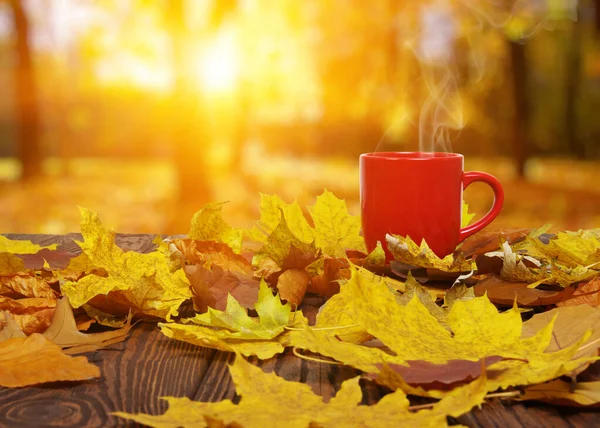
0;234;598;427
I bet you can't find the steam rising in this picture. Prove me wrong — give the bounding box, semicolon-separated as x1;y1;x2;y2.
395;0;558;153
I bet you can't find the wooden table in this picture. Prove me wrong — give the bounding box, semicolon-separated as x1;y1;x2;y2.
1;234;598;428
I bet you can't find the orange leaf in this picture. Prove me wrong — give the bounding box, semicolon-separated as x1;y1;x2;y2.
0;333;99;387
309;257;349;297
0;274;57;299
474;276;575;307
557;277;600;308
276;268;310;307
185;264;259;312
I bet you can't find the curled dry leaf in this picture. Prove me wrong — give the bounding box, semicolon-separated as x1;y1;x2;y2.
0;275;57;299
276;268;310;307
474;276;576;307
460;228;531;259
114;355;487;428
0;311;26;341
43;297;133;354
0;333;99;387
309;257;348;297
386;235;474;273
518;379;600;407
0;296;56;334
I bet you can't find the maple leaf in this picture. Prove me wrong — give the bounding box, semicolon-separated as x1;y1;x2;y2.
528;229;600;268
0;333;99;387
0;311;26;341
0;236;57;254
171;239;259;312
158;281;294;358
253;214;316;275
386;234;474;272
43;297;133;354
290;266;596;396
188;202;244;253
518;380;600;407
59;252;104;281
249;193;314;244
308;189;366;257
461;201;475;228
61;208;191;320
114;355;487;428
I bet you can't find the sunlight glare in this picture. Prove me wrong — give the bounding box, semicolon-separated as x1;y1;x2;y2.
196;29;239;93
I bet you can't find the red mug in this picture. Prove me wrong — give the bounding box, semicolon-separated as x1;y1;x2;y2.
360;152;504;260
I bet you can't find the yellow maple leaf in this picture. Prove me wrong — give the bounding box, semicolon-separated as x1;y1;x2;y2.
386;234;474;272
114;355;487;428
61;208;191;320
0;236;57;254
289;267;596;396
461;201;475;228
158;281;295;358
530;230;600;268
188;202;244;253
308;189;366;257
177;280;290;340
249;193;314;244
252;215;316;273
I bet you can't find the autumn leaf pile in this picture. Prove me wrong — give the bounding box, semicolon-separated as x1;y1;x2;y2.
1;190;600;427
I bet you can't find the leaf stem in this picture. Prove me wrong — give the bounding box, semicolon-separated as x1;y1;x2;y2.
407;391;521;411
577;337;600;353
292;347;342;365
284;324;360;331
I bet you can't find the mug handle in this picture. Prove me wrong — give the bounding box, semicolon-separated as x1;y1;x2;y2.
458;171;504;242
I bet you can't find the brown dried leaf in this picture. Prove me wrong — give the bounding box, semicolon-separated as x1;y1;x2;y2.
42;296;133;354
171;239;253;276
185;264;259;312
461;228;531;258
309;257;349;297
0;274;57;299
0;311;26;341
474;276;575;307
0;333;100;387
376;356;506;389
276;268;310;307
521;305;600;375
557;277;600;308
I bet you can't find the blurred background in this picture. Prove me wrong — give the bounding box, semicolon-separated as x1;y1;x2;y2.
0;0;599;235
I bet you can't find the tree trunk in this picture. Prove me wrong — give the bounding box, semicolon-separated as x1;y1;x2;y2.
509;40;528;178
9;0;42;181
565;10;585;159
168;0;211;213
